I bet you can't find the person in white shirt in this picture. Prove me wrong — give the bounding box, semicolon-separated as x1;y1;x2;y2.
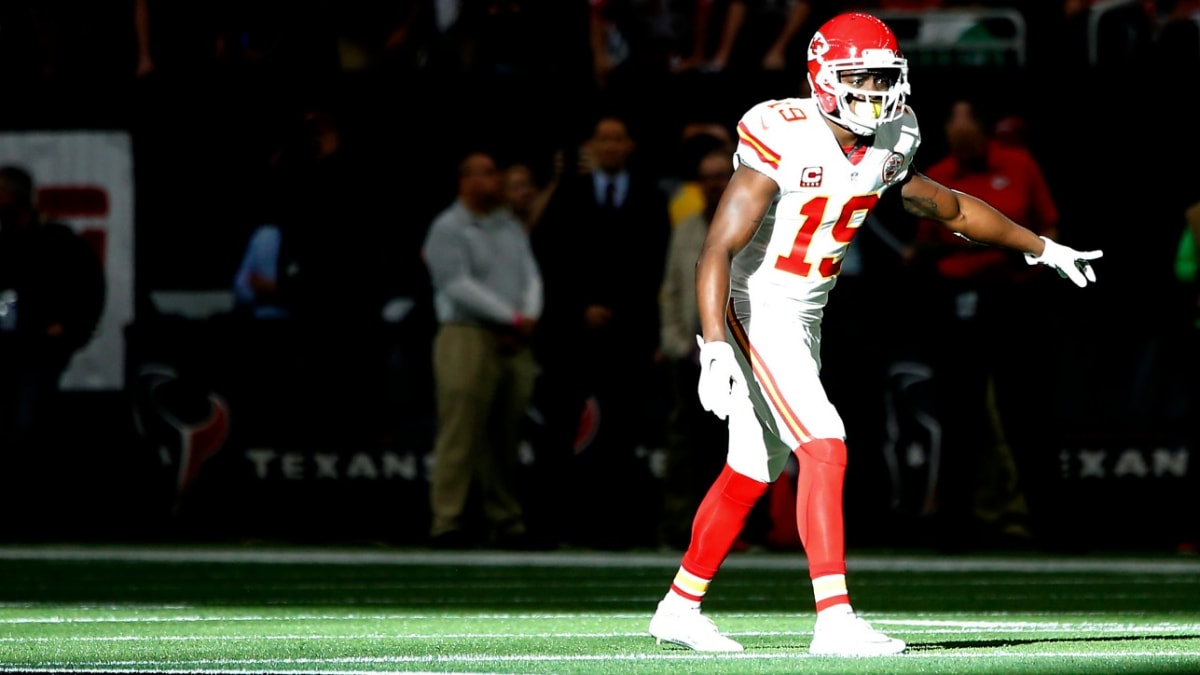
421;150;542;550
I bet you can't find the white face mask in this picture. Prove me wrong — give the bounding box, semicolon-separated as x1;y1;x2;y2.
809;51;910;136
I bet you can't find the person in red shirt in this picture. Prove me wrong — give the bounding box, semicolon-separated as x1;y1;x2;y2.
909;98;1061;551
917;100;1059;281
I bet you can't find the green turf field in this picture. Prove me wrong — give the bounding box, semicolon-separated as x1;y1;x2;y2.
1;543;1199;674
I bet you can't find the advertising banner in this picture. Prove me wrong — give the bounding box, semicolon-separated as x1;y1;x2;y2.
0;130;135;391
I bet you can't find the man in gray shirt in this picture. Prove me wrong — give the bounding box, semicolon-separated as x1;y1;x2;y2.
421;150;542;549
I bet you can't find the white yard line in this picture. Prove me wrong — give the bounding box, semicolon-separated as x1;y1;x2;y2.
3;648;1200;672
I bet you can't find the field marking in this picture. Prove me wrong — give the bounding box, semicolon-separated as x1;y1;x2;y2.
0;670;471;675
2;620;1199;640
4;611;1200;626
3;613;1200;626
4;648;1200;671
0;545;1198;575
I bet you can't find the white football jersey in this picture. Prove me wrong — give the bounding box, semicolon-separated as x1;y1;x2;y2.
720;98;922;467
731;97;920;318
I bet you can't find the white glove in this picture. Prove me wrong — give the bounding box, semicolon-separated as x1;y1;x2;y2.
1024;236;1103;288
696;336;748;420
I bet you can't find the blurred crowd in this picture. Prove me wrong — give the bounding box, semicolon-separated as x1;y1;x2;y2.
2;0;1199;550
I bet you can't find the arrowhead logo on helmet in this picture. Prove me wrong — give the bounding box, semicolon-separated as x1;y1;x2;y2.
806;12;911;137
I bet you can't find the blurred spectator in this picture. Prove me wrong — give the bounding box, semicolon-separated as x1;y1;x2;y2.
232;108;379;321
134;0;226;79
435;0;536;74
332;0;437;73
662;121;735;228
135;0;339;82
1173;200;1200;449
1187;200;1200;322
657;147;733;550
232;217;289;321
0;0;132;131
269;108;390;323
8;0;133;82
231;137;296;323
0;165;106;499
263;106;396;443
1055;3;1200;454
223;105;404;463
992;114;1027;150
907;98;1060;549
674;0;815;74
427;2;592;171
422;150;543;550
234;105;336;318
1184;198;1200;550
531;112;672;549
431;0;589;81
588;0;684;91
504;159;558;233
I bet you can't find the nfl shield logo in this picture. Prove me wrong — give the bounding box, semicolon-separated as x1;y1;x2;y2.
882;152;904;184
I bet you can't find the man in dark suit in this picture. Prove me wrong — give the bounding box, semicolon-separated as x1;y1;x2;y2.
531;113;672;549
0;165;106;514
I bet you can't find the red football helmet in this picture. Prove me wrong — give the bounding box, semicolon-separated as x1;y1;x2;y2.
807;12;910;136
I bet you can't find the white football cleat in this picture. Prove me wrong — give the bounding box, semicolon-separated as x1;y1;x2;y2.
649;601;744;652
809;610;906;656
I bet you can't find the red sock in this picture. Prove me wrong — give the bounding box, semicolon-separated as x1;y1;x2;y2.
677;463;768;590
795;438;849;611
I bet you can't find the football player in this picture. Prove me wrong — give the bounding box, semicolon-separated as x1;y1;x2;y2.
648;11;1102;656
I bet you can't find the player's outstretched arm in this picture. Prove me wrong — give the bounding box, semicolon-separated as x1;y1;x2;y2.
900;172;1103;286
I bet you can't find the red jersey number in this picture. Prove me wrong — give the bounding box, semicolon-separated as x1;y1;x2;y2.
773;194;878;278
